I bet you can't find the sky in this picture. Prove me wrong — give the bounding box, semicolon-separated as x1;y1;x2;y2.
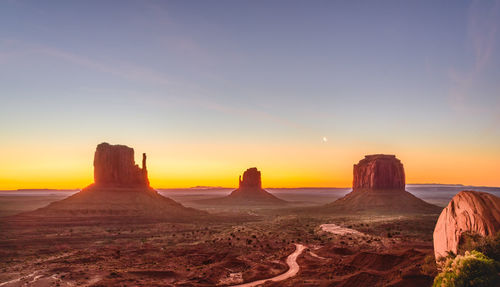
1;0;499;189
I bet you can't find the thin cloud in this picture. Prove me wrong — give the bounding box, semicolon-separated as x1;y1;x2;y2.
1;39;319;137
449;0;499;112
468;0;499;72
176;95;313;133
37;46;175;87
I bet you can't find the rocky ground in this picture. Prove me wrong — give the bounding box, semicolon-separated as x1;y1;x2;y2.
0;207;438;287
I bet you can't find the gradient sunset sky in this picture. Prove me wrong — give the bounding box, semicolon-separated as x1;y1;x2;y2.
1;0;499;189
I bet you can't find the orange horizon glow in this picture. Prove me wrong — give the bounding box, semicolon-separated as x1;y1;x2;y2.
1;140;499;190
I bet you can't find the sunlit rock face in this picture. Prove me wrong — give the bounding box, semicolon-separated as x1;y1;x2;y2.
433;190;500;260
93;142;149;187
238;167;262;189
353;154;405;192
326;154;440;213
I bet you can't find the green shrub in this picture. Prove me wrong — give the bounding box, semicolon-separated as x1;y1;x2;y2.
421;254;438;276
433;250;499;287
458;231;500;263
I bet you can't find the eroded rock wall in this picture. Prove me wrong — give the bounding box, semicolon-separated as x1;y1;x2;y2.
353;154;405;192
433;190;500;259
93;142;149;187
238;167;262;189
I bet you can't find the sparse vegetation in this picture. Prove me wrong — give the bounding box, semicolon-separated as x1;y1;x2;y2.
433;251;499;287
0;193;443;286
458;232;500;263
421;254;438;276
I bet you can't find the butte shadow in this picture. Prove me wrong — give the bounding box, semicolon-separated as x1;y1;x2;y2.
22;142;206;220
196;167;288;207
323;154;441;214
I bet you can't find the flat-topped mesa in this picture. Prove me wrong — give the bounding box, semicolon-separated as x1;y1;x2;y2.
239;167;262;189
326;154;439;213
93;142;149;188
353;154;405;192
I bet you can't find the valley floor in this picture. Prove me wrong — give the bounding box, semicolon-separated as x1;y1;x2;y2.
0;206;438;286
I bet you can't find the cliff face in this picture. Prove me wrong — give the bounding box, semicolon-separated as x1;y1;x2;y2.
433;190;500;260
353;154;405;192
238;167;262;189
326;154;440;213
93;142;149;187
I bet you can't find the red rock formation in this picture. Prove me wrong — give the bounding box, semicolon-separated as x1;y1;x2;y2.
93;142;149;187
238;167;262;189
353;154;405;192
433;190;500;260
199;167;286;206
30;142;205;218
228;167;285;204
327;154;440;213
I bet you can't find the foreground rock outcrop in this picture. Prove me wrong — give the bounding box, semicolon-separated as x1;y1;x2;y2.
433;190;500;260
198;167;286;206
326;154;440;213
31;143;204;218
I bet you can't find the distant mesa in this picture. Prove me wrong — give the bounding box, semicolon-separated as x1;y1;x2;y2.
228;167;285;203
30;142;204;218
326;154;440;213
433;190;500;260
198;167;286;206
238;167;262;189
353;154;405;192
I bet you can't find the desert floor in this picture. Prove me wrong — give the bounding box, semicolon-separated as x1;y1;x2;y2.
1;186;493;286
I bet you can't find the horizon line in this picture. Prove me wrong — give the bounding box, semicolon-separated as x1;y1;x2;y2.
3;182;500;192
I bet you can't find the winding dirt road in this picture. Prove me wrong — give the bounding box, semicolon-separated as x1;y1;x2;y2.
231;243;306;287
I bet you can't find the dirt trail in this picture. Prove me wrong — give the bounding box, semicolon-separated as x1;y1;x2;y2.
0;272;38;287
231;244;305;287
320;223;365;236
0;251;78;287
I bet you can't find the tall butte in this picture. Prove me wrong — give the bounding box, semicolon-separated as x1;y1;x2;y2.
33;142;204;218
352;154;405;192
92;142;149;188
327;154;440;213
200;167;286;206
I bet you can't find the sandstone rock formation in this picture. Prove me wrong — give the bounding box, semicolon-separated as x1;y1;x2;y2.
32;142;204;218
326;154;440;213
353;154;405;192
199;167;286;206
238;167;262;189
433;190;500;260
93;142;149;187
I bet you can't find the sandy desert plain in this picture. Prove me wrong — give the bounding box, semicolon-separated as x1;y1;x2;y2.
0;184;499;287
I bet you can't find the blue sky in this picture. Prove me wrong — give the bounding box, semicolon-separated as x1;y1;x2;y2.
1;0;499;188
